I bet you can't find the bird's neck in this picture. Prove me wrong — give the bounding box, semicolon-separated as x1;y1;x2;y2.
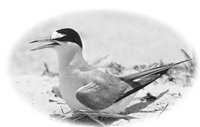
57;48;89;73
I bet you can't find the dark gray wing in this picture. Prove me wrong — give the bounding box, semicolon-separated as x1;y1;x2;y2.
76;59;193;110
76;82;125;110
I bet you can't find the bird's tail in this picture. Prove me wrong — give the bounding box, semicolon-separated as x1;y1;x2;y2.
120;58;194;81
115;69;166;103
115;59;194;103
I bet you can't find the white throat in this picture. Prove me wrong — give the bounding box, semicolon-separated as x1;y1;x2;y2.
55;44;89;73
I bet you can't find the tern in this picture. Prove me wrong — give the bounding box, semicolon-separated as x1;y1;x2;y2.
30;28;192;119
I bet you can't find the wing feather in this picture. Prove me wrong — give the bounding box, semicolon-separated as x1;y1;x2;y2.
76;82;125;110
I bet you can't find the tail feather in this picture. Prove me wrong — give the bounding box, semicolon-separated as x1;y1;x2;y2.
115;59;194;103
115;69;168;103
120;59;193;81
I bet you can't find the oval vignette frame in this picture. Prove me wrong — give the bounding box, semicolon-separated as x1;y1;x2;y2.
9;10;197;126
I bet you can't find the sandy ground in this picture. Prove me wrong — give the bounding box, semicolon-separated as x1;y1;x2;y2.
10;69;194;126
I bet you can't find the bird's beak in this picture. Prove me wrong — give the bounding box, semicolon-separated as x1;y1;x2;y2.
29;38;59;51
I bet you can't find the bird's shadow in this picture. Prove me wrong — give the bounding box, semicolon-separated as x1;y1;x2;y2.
124;90;169;114
50;90;169;126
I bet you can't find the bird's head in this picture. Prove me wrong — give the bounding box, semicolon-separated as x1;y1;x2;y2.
30;28;82;52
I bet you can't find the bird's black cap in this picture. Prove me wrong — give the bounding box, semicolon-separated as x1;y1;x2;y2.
52;28;82;48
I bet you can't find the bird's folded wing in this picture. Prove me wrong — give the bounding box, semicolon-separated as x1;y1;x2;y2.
115;69;167;103
76;59;193;110
76;82;124;110
75;71;163;110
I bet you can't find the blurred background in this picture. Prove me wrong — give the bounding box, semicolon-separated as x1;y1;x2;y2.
9;11;194;76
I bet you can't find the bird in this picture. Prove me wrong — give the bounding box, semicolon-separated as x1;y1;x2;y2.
30;28;192;119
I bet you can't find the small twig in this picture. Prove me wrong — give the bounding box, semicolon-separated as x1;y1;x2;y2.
166;93;182;98
44;63;50;72
72;114;87;122
49;99;66;105
61;108;65;114
180;49;196;74
49;99;58;102
56;114;65;120
180;49;191;59
157;103;169;118
64;110;73;114
57;102;66;105
74;110;133;120
87;114;105;126
41;63;59;77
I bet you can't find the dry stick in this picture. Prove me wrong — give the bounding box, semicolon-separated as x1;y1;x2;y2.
76;111;132;120
49;99;58;102
49;99;65;104
57;102;67;105
44;63;50;72
42;63;59;77
56;114;65;120
73;111;105;125
87;114;105;126
72;114;87;122
180;49;195;73
64;110;73;114
180;49;191;59
157;103;169;118
61;108;65;114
